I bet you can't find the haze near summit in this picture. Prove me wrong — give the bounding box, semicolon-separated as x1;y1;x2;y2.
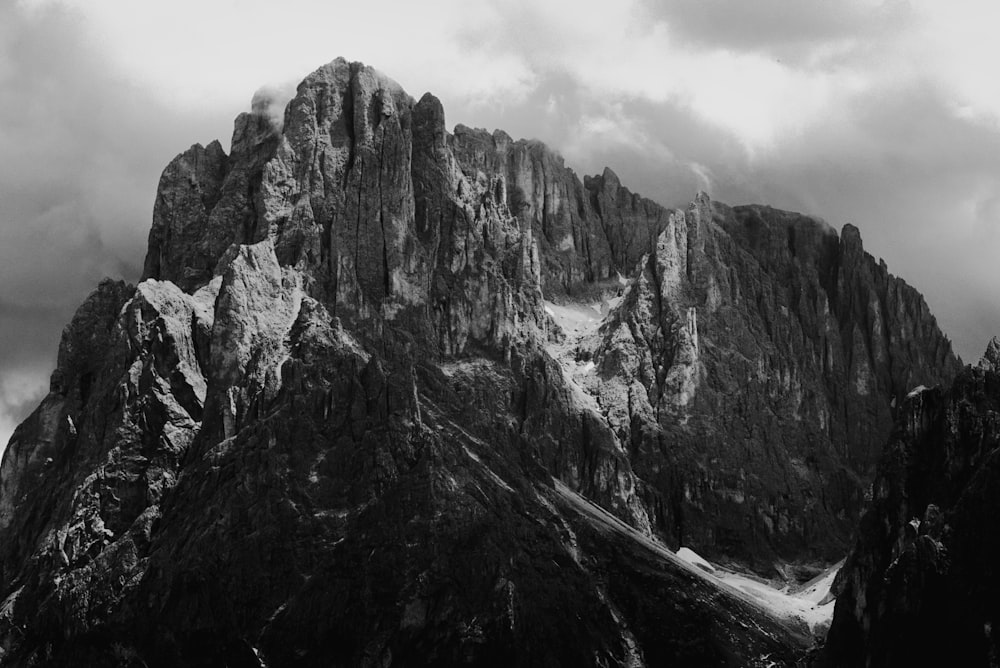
1;0;999;452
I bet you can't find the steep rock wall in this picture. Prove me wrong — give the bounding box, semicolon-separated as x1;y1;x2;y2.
824;350;1000;667
582;201;960;568
0;57;963;665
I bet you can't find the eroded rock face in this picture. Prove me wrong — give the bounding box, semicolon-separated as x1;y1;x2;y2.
575;202;961;570
979;336;1000;372
142;140;229;290
0;277;211;647
0;58;961;665
446;127;670;297
824;356;1000;667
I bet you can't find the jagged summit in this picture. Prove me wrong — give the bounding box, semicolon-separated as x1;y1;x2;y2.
0;58;962;666
979;335;1000;371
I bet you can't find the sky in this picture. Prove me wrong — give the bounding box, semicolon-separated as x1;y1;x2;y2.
2;0;999;452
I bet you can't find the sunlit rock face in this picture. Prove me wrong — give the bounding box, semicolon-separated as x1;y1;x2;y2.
580;201;961;570
824;351;1000;667
979;335;1000;372
0;58;961;666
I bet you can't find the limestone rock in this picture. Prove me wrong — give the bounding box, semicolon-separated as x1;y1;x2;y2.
584;201;961;569
446;126;670;298
979;336;1000;372
0;278;133;537
142;140;229;290
0;276;210;651
824;352;1000;667
0;58;964;666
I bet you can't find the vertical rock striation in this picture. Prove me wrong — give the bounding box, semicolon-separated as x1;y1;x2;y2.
577;201;960;570
824;350;1000;667
0;58;962;665
446;126;671;297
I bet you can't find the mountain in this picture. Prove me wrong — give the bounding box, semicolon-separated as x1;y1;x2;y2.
823;341;1000;666
576;199;960;572
0;58;961;666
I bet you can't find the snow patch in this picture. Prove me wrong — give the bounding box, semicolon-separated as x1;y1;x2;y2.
907;384;929;399
676;547;716;574
552;481;818;639
544;300;603;338
542;299;614;415
792;562;841;605
715;569;837;636
672;544;841;636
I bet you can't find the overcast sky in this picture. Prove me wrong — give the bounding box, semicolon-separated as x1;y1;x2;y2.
2;0;999;452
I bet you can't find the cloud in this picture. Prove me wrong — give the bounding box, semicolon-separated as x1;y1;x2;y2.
638;0;912;57
0;299;63;458
906;3;1000;129
0;367;50;455
3;0;1000;459
440;0;877;155
437;0;1000;359
0;2;232;453
20;0;538;116
251;82;298;132
688;162;713;195
707;81;1000;361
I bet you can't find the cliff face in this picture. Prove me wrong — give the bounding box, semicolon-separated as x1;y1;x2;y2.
822;343;1000;667
0;58;808;667
0;58;961;666
445;125;670;297
577;202;961;569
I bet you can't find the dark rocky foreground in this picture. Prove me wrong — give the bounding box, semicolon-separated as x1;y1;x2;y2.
822;340;1000;667
0;58;963;666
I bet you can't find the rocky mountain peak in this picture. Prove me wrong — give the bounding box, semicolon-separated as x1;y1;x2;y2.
837;222;867;266
576;197;960;568
142;58;552;362
840;222;862;241
0;58;965;666
598;166;622;192
979;335;1000;372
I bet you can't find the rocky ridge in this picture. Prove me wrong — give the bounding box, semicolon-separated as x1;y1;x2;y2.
569;202;961;570
824;343;1000;667
0;58;962;665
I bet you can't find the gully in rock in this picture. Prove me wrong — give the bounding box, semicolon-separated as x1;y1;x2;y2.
0;58;968;667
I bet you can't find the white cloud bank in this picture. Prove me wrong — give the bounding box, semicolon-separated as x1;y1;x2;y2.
3;0;1000;451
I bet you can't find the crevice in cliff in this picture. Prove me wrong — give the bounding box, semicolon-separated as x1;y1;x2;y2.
539;159;550;245
645;251;674;417
343;65;359;188
378;127;390;300
353;154;365;305
587;177;615;274
317;142;332;269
